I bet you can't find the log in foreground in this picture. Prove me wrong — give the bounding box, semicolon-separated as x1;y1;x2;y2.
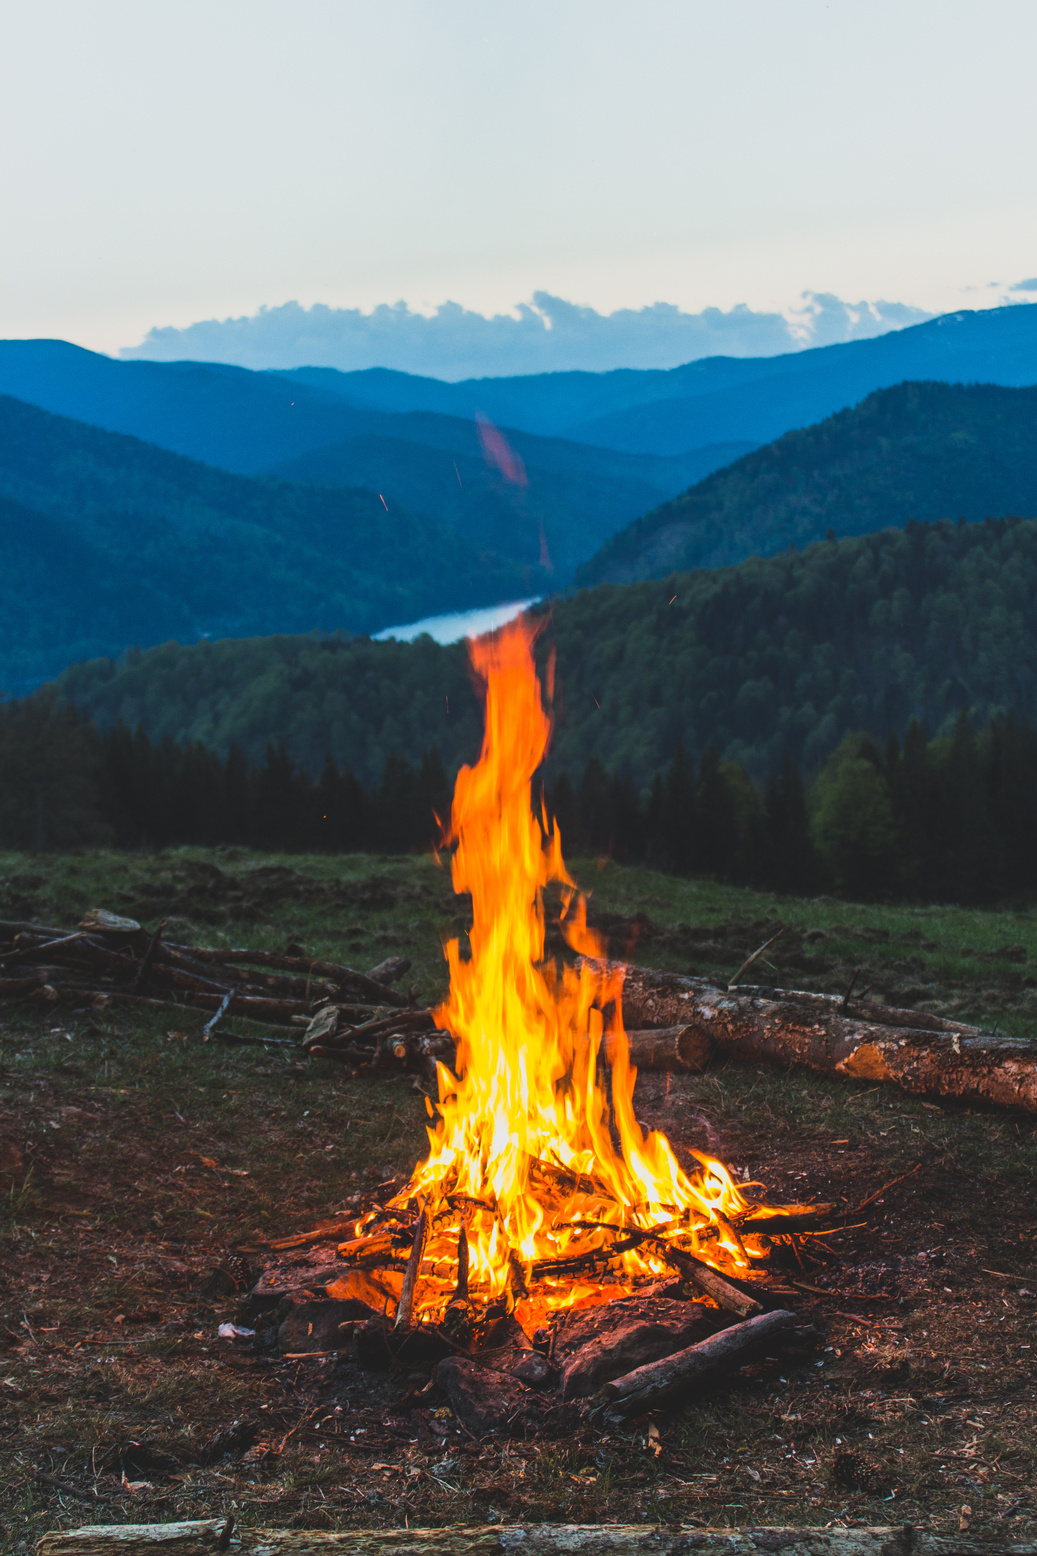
38;1524;1034;1556
591;1307;798;1422
586;960;1037;1113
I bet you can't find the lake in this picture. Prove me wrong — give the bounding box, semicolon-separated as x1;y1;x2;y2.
372;596;541;645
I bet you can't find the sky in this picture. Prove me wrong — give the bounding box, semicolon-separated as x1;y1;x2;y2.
2;0;1037;376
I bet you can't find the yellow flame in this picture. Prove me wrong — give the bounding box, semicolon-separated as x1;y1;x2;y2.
379;617;784;1327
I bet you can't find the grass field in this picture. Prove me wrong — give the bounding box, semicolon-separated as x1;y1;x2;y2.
1;847;1035;1550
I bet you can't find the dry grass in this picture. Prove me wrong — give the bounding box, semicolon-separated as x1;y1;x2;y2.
0;848;1035;1551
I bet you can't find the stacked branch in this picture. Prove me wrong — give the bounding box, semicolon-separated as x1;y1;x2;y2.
0;911;410;1037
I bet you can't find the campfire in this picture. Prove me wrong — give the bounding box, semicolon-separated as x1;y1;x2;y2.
257;620;819;1431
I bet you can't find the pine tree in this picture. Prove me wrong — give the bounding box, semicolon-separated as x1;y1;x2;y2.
763;751;817;892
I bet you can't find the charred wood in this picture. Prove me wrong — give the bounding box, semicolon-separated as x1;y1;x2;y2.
556;1297;720;1399
591;1306;798;1421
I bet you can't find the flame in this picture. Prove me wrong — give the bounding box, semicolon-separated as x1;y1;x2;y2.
352;617;791;1330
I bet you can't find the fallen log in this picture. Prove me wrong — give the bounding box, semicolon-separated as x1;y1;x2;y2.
607;1023;712;1071
40;1522;1019;1556
693;983;1037;1114
582;959;1037;1113
0;966;65;995
590;1306;797;1421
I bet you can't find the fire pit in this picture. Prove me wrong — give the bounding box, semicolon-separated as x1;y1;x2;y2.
252;621;820;1435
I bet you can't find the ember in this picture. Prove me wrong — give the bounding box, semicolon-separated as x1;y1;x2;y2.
310;620;809;1342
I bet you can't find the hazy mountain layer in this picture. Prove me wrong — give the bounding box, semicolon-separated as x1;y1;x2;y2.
278;304;1037;452
0;395;536;689
272;425;751;578
0;340;751;579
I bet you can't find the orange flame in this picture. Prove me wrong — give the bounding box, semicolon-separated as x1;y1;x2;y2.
358;617;787;1329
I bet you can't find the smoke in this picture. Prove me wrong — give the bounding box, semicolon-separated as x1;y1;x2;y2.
119;290;933;379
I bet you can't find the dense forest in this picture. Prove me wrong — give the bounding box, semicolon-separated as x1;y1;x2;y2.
2;693;1036;906
576;381;1037;584
56;516;1037;784
0;393;538;688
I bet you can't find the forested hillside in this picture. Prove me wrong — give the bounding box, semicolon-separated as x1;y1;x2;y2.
577;381;1037;585
3;693;1035;904
54;516;1037;784
0;395;535;688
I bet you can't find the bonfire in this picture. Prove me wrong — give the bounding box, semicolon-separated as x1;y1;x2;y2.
322;618;806;1347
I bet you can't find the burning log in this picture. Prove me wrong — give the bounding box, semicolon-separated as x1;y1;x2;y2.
248;625;818;1422
635;1238;764;1318
37;1522;1031;1556
395;1207;429;1329
590;1307;799;1422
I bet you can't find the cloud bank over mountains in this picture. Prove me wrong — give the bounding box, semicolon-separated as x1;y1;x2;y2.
120;290;935;379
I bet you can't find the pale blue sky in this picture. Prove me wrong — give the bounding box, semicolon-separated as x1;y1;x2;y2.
2;0;1036;364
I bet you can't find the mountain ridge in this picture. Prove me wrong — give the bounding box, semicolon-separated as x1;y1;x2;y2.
575;380;1037;585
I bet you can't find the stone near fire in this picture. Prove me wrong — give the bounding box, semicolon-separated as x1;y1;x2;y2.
277;1296;372;1354
435;1356;543;1436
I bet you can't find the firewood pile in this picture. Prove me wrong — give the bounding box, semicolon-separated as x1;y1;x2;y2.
250;1176;829;1438
0;909;418;1046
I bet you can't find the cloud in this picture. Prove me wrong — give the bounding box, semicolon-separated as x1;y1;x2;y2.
119;289;933;379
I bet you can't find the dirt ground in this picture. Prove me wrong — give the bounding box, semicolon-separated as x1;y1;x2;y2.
1;849;1035;1551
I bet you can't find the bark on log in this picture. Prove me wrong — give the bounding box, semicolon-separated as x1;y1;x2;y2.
582;959;1037;1112
607;1025;713;1071
693;984;1037;1113
591;1308;798;1420
0;967;64;994
639;1241;763;1318
39;1523;1030;1556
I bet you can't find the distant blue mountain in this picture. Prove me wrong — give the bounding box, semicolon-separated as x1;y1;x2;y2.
278;304;1037;452
1;304;1035;589
576;379;1037;586
0;340;751;579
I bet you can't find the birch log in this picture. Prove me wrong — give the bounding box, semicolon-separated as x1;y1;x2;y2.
39;1523;1027;1556
581;960;1037;1113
